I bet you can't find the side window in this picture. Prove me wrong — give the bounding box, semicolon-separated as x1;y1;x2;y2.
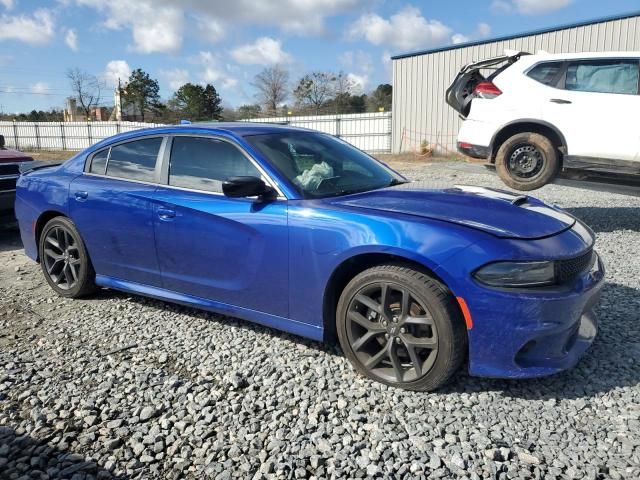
89;148;109;174
527;62;562;86
565;60;640;95
169;136;261;193
106;137;162;182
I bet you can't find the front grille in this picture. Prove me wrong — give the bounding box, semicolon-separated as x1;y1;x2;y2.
0;164;20;177
556;250;594;283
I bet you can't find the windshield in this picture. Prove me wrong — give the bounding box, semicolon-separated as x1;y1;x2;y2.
245;132;405;198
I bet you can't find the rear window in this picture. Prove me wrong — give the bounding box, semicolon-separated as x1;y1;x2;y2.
89;148;109;175
565;60;639;95
527;62;562;86
106;137;162;182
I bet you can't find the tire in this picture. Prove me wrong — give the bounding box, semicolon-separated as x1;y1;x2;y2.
495;132;559;191
336;264;467;391
38;216;97;298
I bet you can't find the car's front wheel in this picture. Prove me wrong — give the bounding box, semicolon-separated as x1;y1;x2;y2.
39;216;97;298
336;264;466;391
495;132;559;191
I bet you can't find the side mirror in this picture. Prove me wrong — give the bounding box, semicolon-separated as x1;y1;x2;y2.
0;135;5;148
222;176;276;199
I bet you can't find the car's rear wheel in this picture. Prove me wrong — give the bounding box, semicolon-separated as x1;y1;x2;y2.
495;132;559;191
39;217;97;298
336;264;466;391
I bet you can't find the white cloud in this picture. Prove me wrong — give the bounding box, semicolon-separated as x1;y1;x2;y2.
0;0;14;10
347;73;367;92
491;0;572;15
76;0;183;53
103;60;131;88
65;28;78;51
194;15;224;43
451;33;470;45
31;82;49;94
477;22;492;37
162;68;190;90
348;6;452;51
0;9;55;45
183;0;359;36
192;51;238;90
231;37;292;66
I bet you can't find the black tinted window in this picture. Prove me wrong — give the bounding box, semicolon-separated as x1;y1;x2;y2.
106;138;162;182
89;148;109;174
565;60;639;94
169;137;260;193
527;62;562;86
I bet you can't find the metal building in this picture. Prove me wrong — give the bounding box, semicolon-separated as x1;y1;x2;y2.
391;11;640;154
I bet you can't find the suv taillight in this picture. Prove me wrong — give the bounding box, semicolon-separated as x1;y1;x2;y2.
473;81;502;99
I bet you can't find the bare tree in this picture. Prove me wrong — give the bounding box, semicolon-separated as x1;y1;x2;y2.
293;71;337;114
333;71;357;113
252;65;289;115
66;68;103;119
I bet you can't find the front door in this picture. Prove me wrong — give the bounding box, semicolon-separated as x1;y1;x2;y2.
152;135;289;317
69;136;164;286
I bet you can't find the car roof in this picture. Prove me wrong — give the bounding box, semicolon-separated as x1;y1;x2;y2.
183;122;312;136
528;51;640;61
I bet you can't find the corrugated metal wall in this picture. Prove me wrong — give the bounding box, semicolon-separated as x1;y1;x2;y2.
391;14;640;154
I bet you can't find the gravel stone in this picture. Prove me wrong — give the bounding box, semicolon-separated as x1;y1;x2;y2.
1;161;639;480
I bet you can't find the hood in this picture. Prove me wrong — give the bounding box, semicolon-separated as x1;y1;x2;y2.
330;185;575;239
0;148;33;163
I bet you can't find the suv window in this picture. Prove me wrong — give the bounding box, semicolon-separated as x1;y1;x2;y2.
565;60;639;95
89;147;109;174
169;136;261;193
105;138;162;182
527;62;562;86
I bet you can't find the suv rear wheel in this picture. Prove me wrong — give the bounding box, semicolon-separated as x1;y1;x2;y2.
495;132;559;191
336;264;466;391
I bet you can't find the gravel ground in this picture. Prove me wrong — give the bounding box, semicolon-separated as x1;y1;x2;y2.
1;162;639;480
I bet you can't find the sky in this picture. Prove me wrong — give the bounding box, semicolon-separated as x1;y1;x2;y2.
0;0;638;114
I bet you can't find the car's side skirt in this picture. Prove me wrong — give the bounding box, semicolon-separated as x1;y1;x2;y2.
95;275;324;341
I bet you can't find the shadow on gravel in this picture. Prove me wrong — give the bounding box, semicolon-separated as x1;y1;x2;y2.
442;281;640;400
0;222;22;253
0;426;126;479
98;290;343;359
567;207;640;233
98;281;639;401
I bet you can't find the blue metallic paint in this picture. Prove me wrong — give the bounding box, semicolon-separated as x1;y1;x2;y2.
14;123;605;380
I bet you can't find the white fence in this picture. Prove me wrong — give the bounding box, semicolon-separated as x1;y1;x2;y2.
244;112;392;153
0;112;392;153
0;121;165;151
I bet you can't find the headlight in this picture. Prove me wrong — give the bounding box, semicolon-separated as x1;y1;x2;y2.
474;261;556;287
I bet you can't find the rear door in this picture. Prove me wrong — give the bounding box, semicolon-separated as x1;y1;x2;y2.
69;136;165;286
541;58;640;162
152;135;289;317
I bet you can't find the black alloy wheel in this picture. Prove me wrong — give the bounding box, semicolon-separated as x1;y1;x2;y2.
337;264;466;391
346;282;439;383
39;217;96;298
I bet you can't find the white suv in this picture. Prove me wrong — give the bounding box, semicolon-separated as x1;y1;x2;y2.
447;51;640;190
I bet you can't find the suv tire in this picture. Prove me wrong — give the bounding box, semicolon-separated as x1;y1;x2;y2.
495;132;559;191
336;264;466;391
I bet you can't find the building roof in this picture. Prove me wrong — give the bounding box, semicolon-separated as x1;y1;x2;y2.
391;10;640;60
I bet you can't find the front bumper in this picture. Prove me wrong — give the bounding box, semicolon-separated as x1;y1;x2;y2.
465;255;605;379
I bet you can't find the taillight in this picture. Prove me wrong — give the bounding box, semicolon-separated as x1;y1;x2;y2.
473;81;502;99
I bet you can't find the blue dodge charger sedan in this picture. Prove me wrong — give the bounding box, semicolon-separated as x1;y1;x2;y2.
15;124;604;391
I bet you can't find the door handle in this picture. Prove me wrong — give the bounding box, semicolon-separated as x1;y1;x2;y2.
157;207;176;219
74;191;88;201
550;98;572;104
